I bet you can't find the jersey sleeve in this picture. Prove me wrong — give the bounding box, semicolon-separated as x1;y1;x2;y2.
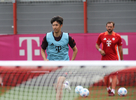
68;35;76;48
96;34;102;45
41;35;48;50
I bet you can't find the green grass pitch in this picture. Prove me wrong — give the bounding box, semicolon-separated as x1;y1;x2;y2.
0;86;136;100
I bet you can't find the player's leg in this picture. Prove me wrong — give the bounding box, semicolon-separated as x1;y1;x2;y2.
0;75;3;86
111;74;117;89
111;74;117;94
108;74;117;96
56;87;63;100
104;75;111;94
56;76;65;100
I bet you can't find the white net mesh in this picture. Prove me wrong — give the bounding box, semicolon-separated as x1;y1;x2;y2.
0;61;136;100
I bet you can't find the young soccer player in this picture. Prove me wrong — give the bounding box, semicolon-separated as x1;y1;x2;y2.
95;21;123;96
41;16;78;100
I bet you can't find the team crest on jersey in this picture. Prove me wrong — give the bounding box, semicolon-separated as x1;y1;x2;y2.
103;38;106;40
112;38;115;40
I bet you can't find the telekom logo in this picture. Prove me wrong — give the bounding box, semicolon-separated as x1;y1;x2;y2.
19;37;40;60
121;35;128;55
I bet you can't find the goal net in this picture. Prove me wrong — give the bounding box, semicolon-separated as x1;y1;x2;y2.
0;61;136;100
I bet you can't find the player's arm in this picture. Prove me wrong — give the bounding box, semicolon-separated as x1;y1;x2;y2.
96;34;106;56
41;35;48;61
95;43;105;56
68;35;78;60
71;46;78;60
118;46;123;60
41;48;48;61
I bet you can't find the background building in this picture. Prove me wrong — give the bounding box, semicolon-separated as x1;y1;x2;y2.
0;0;136;34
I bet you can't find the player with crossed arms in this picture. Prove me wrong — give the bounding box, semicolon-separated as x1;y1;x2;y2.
41;16;78;100
96;21;123;96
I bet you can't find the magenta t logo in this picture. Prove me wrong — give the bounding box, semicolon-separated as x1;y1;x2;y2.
121;35;128;55
19;37;40;60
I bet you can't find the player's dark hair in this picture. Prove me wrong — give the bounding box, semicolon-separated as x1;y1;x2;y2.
106;21;115;27
51;16;63;25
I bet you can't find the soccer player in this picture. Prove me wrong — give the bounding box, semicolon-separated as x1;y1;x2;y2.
95;21;123;96
41;16;78;100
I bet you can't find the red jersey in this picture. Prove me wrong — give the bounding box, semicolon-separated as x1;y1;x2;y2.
96;31;122;60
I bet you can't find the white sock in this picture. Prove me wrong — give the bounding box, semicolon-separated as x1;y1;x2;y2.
107;87;111;91
111;89;115;94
